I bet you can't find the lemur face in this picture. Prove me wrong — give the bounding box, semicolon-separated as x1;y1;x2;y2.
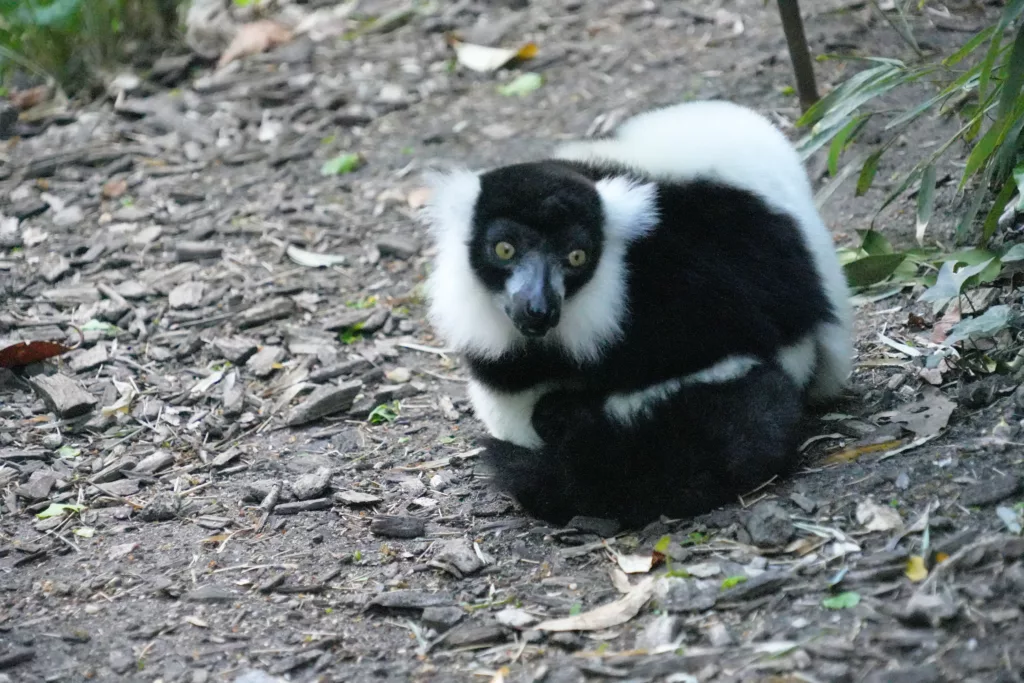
469;163;605;338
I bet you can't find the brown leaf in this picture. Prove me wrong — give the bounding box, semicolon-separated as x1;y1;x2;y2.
218;20;294;69
102;179;128;199
0;340;74;369
9;85;49;111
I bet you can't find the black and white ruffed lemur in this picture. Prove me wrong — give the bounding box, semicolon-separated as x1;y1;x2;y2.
422;100;854;527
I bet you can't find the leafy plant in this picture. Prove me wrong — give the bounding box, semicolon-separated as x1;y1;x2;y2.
797;2;1024;248
368;401;400;425
0;0;182;94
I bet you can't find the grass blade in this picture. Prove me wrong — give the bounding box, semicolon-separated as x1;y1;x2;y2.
944;25;997;67
998;22;1024;121
828;114;872;175
857;147;885;196
915;164;937;245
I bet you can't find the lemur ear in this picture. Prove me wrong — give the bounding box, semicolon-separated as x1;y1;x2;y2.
423;168;481;240
595;176;659;244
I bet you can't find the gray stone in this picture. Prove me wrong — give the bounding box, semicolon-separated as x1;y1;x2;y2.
433;539;484;576
285;381;361;426
422;606;465;630
186;585;236;603
961;475;1020;507
745;501;793;548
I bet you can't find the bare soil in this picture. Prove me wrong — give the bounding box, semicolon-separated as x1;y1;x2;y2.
2;1;1024;682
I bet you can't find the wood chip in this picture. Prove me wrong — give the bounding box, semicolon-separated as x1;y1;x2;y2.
28;373;97;418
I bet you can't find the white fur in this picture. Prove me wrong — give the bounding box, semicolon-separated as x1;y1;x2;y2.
556;100;854;402
467;379;554;448
605;354;761;425
424;169;659;365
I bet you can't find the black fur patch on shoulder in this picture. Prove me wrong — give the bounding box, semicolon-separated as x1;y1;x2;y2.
481;362;804;528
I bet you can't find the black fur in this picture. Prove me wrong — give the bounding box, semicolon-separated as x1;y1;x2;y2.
465;159;835;394
480;361;804;527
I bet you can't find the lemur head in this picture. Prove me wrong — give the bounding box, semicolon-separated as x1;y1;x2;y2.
469;163;605;337
424;160;658;363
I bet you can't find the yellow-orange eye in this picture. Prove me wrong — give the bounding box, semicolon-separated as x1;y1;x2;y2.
568;249;587;267
495;241;516;260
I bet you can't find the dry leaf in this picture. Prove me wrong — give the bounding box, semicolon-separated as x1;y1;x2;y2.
185;615;209;628
102;178;129;199
905;555;928;582
891;387;956;438
449;38;537;73
286;245;347;268
610;567;632;594
218;20;293;69
823;439;902;465
0;340;74;369
855;499;903;532
536;576;656;632
10;85;49;111
615;552;655;574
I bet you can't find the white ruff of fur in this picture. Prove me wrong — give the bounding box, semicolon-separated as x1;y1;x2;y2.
424;170;658;366
604;354;761;425
467;380;553;448
556;100;854;403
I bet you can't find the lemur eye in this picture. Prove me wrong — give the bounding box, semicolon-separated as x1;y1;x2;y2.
494;241;516;260
567;249;587;267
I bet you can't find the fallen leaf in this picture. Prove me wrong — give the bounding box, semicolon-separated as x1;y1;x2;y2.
498;72;544;97
615;552;655;574
905;555;928;582
10;85;49;111
200;533;231;545
73;527;95;538
890;387;956;438
321;153;364;176
0;340;74;369
286;245;347;268
996;506;1023;535
36;503;84;519
720;575;747;590
185;615;209;628
684;562;722;578
855;499;903;532
535;576;656;631
609;567;633;594
918;259;994;315
57;446;81;459
108;542;138;560
218;20;293;69
102;178;128;199
823;439;902;465
450;38;537;73
822;591;861;609
945;305;1016;346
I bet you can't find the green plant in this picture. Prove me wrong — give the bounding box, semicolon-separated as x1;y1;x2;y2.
796;3;1024;252
0;0;182;94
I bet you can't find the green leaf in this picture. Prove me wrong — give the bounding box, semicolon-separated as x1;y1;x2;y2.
498;72;544;97
856;148;885;196
945;305;1016;345
843;254;907;288
998;23;1024;121
1001;243;1024;262
827;114;871;176
982;176;1022;245
720;575;748;591
915;164;937;244
81;319;120;336
918;258;995;313
320;153;363;176
368;401;399;425
654;535;672;554
36;503;85;519
859;229;894;255
57;445;81;459
943;25;997;67
822;591;861;610
1014;163;1024;211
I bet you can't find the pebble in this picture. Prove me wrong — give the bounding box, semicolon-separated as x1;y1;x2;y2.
422;606;465;630
291;467;332;500
138;492;181;522
433;539;484;576
744;501;793;547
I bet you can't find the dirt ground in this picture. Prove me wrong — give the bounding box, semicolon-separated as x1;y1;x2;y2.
2;1;1024;682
